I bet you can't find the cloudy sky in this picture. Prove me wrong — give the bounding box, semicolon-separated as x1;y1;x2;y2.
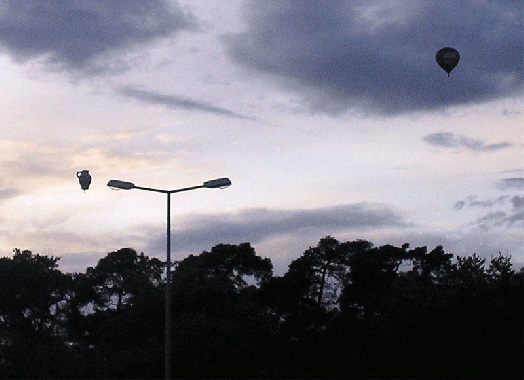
0;0;522;274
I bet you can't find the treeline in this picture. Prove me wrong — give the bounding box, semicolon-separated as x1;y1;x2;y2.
0;238;522;379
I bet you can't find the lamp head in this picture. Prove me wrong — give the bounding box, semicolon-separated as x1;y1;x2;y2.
203;177;231;189
107;179;135;190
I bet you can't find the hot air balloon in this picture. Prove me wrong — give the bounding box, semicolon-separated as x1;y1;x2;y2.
76;170;91;191
436;47;460;76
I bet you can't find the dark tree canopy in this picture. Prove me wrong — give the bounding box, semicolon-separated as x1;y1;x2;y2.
170;242;272;315
0;241;521;379
0;249;70;337
87;247;164;311
0;250;73;378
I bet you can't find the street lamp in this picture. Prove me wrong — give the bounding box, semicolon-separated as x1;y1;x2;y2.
107;177;231;380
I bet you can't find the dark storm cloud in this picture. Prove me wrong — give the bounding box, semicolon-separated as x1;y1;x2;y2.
146;203;410;254
507;210;524;223
510;195;524;209
454;195;509;211
116;86;250;118
454;192;524;231
496;178;524;190
453;200;466;211
223;0;523;115
0;0;197;73
423;132;512;151
476;210;523;230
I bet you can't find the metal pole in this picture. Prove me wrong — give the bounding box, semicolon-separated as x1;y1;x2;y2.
107;178;229;379
165;192;172;380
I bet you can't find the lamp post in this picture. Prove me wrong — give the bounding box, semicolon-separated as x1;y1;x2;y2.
107;177;231;380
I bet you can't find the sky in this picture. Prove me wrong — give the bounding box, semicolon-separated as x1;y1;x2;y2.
0;0;522;275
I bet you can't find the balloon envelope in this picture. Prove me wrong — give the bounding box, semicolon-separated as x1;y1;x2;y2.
436;47;460;76
76;170;91;191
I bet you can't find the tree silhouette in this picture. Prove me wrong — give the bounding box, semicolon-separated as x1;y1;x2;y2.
285;236;351;309
87;248;164;311
169;243;275;378
0;241;521;379
0;249;73;378
0;249;71;340
71;248;165;379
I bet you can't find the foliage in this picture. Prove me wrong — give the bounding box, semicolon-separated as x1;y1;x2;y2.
87;247;164;311
169;243;276;378
0;249;72;378
0;241;521;379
